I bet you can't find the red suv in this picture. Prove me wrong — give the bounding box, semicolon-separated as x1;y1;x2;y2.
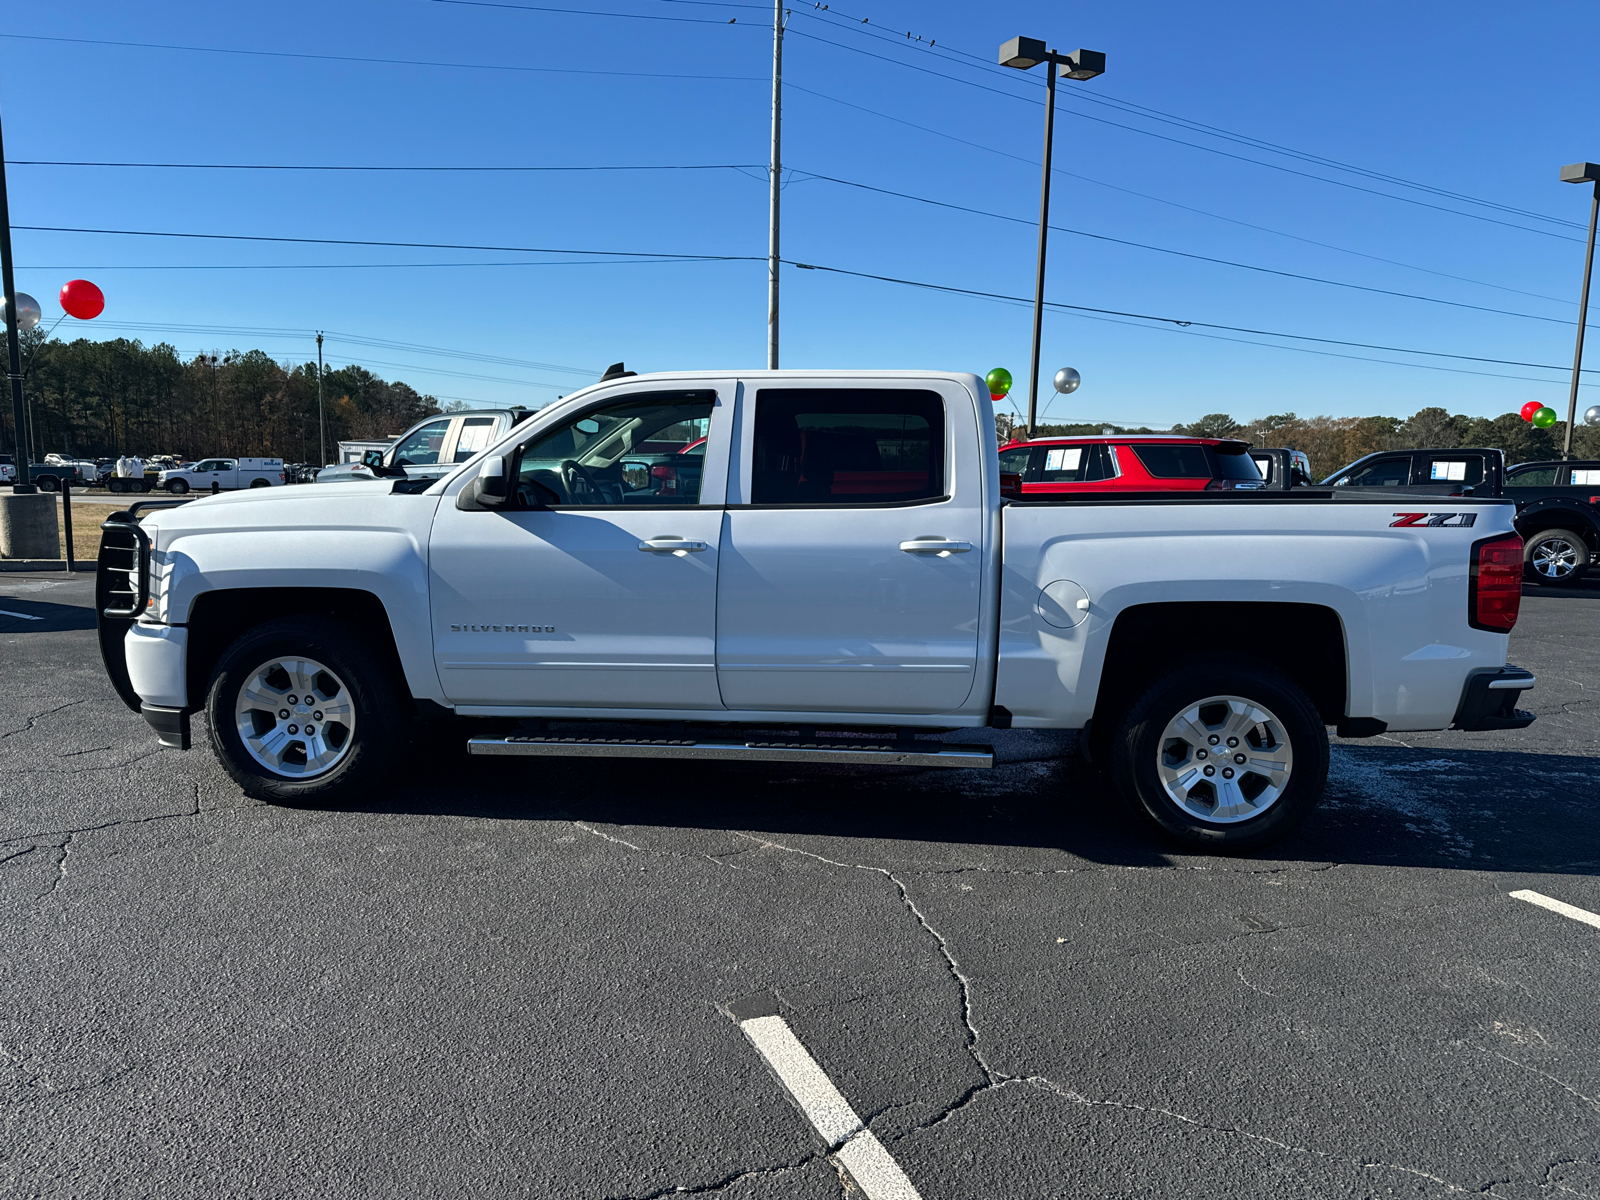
998;435;1265;495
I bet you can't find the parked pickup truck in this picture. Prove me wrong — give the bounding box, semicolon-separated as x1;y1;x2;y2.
314;407;534;486
1325;447;1600;585
96;370;1536;851
159;458;286;495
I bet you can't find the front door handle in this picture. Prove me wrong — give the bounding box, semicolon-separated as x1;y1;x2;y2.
899;539;973;554
639;537;710;553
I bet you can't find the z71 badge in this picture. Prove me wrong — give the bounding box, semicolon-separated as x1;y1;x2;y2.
1391;512;1477;528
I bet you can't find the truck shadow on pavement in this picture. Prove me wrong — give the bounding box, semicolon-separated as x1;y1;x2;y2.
0;596;97;634
333;735;1600;877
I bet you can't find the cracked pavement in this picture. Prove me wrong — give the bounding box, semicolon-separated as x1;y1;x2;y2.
1;571;1597;1198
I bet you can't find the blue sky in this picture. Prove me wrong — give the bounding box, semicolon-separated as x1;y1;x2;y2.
5;0;1598;426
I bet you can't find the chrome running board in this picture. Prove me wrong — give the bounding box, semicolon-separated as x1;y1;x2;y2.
466;735;993;769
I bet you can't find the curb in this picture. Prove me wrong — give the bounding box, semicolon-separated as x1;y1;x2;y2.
0;560;79;572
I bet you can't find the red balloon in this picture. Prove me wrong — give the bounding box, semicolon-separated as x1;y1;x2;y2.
1520;400;1543;422
59;279;104;320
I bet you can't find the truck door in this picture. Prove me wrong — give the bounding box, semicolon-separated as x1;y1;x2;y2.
715;383;985;715
429;388;729;710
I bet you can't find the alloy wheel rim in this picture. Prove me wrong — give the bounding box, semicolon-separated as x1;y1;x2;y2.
1533;538;1578;579
1156;695;1294;824
234;655;356;779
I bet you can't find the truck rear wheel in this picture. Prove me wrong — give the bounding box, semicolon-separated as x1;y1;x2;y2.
1524;529;1588;586
1110;658;1328;852
205;616;406;804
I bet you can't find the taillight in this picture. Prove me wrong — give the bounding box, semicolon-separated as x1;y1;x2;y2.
651;464;678;495
1469;534;1522;632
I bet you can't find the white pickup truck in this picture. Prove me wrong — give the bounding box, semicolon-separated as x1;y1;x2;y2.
96;370;1535;849
158;457;285;494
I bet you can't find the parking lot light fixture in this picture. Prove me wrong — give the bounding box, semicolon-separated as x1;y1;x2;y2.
1560;161;1600;460
999;37;1106;439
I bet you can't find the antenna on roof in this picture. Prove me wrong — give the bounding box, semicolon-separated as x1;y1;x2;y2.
600;362;637;381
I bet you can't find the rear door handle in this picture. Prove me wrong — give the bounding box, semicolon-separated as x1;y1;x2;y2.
899;539;973;554
639;538;710;553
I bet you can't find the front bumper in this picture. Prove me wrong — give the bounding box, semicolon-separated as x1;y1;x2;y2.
1451;666;1536;731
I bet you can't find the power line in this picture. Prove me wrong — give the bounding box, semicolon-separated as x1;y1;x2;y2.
795;171;1589;328
16;155;1572;307
10;160;764;172
0;32;765;82
785;82;1571;306
784;25;1584;244
791;3;1582;232
26;221;1595;373
430;0;759;23
14;223;763;261
84;318;597;375
18;258;707;270
783;259;1598;380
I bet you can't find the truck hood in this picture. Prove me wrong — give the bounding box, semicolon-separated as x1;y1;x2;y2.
141;480;441;538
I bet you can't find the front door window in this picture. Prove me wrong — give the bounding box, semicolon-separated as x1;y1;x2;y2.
516;396;713;507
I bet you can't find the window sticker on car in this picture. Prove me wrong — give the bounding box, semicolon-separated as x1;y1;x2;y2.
1391;512;1477;527
1572;469;1600;485
1429;461;1467;481
1044;447;1082;472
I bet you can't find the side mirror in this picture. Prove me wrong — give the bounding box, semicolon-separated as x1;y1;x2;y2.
362;449;384;469
457;455;511;510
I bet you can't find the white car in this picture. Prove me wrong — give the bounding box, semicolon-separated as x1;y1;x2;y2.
158;457;285;494
98;370;1535;851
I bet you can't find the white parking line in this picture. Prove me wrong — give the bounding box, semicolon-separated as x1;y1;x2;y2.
0;610;42;621
738;1013;923;1200
1510;889;1600;931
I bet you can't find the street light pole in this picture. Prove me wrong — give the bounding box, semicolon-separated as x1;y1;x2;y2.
767;0;784;370
1025;55;1059;442
0;101;31;491
316;331;327;467
1560;162;1600;460
998;38;1105;440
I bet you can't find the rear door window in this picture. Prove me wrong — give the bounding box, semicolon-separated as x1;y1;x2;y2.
453;417;497;462
750;389;944;505
1424;456;1483;485
1132;444;1212;479
1038;444;1116;483
1570;468;1600;485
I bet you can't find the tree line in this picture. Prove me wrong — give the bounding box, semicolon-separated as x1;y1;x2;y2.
1;330;443;464
997;405;1600;477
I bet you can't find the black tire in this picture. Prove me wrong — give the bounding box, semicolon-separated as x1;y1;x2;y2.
1524;529;1589;586
249;478;270;488
166;479;189;495
206;616;408;804
1110;656;1329;852
38;475;60;492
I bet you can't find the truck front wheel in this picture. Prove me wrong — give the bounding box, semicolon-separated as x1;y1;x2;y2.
167;479;189;494
206;617;406;804
1110;658;1328;852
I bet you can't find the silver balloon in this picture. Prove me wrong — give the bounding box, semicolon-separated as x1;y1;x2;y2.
1;292;40;331
1053;366;1082;395
1586;404;1600;427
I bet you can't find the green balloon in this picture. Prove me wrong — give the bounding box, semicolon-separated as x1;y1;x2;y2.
1532;405;1558;428
986;367;1013;397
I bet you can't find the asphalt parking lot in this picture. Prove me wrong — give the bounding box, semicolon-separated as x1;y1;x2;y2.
1;572;1596;1198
